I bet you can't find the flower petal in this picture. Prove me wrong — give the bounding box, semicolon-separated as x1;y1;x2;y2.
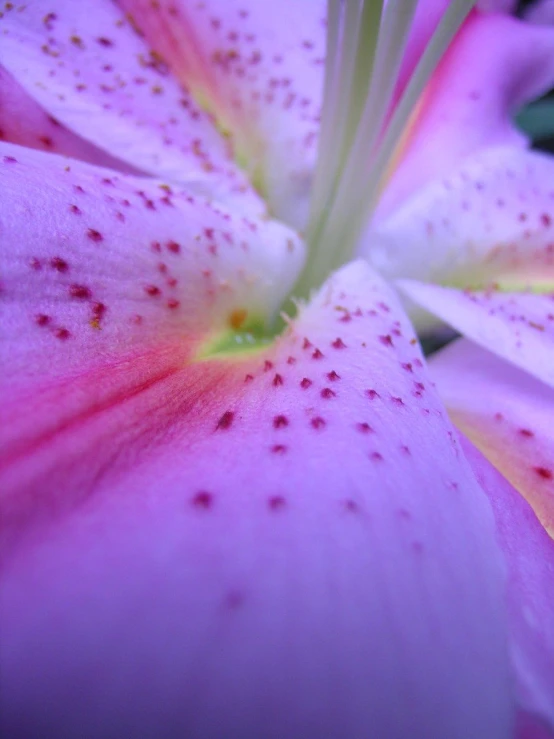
398;280;554;386
0;261;512;737
368;147;554;289
0;142;303;383
0;65;139;172
429;338;554;534
115;0;326;227
462;439;554;734
0;140;303;529
0;0;257;204
377;11;554;217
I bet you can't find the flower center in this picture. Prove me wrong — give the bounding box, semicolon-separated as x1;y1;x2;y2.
290;0;477;302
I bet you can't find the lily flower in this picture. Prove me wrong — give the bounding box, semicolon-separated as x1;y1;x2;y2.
0;0;553;737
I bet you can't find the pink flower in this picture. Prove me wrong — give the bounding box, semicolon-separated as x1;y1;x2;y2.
0;1;553;736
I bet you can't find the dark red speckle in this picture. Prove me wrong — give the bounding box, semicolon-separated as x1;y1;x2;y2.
356;422;373;434
50;256;69;272
332;337;346;349
273;414;289;429
534;466;553;481
311;416;326;429
87;228;103;243
69;284;91;299
321;387;336;399
35;313;51;326
216;410;234;430
55;327;71;340
273;373;284;387
191;491;213;509
300;377;312;389
144;284;161;297
268;495;286;511
167;240;181;253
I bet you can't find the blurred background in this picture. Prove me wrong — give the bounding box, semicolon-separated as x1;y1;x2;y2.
517;0;554;152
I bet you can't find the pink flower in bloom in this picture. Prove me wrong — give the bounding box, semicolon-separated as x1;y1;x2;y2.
0;0;553;737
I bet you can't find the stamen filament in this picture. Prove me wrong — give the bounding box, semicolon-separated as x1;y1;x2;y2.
292;0;476;303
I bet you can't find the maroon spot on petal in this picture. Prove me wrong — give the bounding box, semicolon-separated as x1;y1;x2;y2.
144;284;161;297
69;204;82;215
167;240;181;253
311;416;326;429
273;414;289;429
302;337;313;350
370;451;383;462
379;335;393;347
327;370;340;381
3;156;17;164
391;396;405;407
272;373;284;387
400;444;411;455
244;374;254;383
534;466;553;481
286;356;296;365
321;387;336;399
356;422;373;434
35;313;51;326
69;284;91;300
300;377;312;389
151;241;162;253
312;348;324;360
50;256;69;272
216;410;234;430
366;389;380;400
264;360;274;372
54;327;71;340
401;362;413;373
191;491;213;509
540;213;552;228
87;228;103;243
97;36;114;47
29;257;42;271
271;444;287;454
343;499;359;513
167;298;180;309
268;495;286;511
332;337;346;349
518;428;534;438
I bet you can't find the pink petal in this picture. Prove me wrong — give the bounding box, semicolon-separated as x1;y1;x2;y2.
429;338;554;534
0;140;303;529
0;142;303;383
115;0;325;226
368;148;554;288
0;261;512;737
0;0;257;204
0;65;139;172
398;281;554;387
378;11;554;217
462;439;554;734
